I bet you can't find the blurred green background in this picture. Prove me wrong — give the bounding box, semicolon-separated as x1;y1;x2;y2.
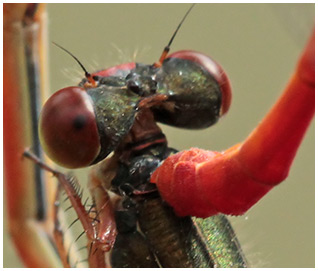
4;3;314;268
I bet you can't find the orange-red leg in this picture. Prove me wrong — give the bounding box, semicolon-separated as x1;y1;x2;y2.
151;30;315;218
23;151;117;267
4;4;60;267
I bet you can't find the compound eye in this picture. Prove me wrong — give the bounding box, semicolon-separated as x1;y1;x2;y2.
167;50;232;115
39;87;100;168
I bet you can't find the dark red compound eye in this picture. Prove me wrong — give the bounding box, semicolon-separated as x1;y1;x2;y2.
39;87;101;168
167;50;232;115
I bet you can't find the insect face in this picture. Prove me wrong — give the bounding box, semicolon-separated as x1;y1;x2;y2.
40;46;230;169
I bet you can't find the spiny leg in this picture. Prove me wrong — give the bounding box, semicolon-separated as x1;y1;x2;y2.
52;183;71;267
23;150;118;267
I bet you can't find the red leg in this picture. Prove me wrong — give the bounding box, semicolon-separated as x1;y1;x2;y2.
52;184;71;268
4;4;61;267
151;30;314;218
23;150;117;267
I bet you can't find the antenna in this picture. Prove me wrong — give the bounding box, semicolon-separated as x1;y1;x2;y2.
52;42;96;86
154;4;195;67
